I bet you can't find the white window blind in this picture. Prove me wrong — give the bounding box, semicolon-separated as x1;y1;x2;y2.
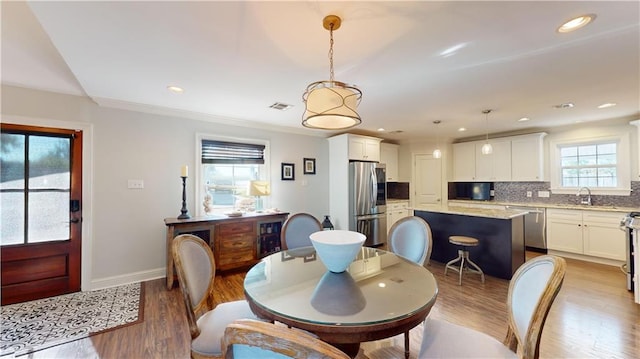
201;140;265;164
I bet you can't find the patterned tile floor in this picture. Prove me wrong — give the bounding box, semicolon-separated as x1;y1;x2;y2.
1;282;143;357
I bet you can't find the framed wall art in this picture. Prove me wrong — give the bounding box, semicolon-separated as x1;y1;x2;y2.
303;158;316;175
281;163;295;180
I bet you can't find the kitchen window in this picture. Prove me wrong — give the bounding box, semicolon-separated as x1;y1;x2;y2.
197;135;269;215
550;132;631;195
560;142;617;187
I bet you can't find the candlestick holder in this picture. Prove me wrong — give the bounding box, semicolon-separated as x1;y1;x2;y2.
178;176;190;219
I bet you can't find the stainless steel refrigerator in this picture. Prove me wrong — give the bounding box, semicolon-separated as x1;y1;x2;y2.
348;162;387;247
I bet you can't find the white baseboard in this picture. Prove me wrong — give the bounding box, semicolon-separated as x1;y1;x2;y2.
547;250;624;267
88;267;165;291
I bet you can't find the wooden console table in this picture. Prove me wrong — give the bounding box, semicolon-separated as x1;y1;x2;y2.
164;212;289;289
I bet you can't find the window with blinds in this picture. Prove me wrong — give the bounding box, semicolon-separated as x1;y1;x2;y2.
201;140;265;164
198;138;268;214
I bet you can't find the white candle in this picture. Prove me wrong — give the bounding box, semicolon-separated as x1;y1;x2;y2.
181;165;188;177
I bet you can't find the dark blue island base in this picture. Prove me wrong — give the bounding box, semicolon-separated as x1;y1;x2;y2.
415;210;525;280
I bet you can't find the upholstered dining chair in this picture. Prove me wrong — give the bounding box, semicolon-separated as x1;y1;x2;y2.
388;216;433;266
388;215;433;358
172;234;257;359
221;319;350;359
281;213;322;250
418;255;567;359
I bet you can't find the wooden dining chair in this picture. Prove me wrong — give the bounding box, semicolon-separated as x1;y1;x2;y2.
281;213;322;250
388;215;433;359
418;255;566;359
172;234;257;359
221;319;350;359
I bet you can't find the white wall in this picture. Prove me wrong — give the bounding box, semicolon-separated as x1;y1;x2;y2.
1;85;330;289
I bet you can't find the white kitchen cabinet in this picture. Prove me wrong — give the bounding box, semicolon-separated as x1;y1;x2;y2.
452;142;476;181
348;135;381;162
631;120;639;180
511;133;546;181
547;208;625;261
387;201;410;233
328;134;383;230
380;143;399;181
474;139;511;181
452;132;547;182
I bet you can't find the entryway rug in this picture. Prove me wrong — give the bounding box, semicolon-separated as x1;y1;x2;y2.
0;282;144;357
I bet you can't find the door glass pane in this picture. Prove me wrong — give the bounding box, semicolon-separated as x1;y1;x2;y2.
28;136;70;190
1;133;26;245
0;192;25;245
0;133;25;190
28;192;69;243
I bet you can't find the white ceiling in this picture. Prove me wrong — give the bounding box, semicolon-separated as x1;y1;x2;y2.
2;1;639;142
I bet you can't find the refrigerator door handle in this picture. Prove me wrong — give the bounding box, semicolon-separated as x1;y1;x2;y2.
371;165;377;207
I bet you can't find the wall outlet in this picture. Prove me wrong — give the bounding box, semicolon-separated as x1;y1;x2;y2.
127;179;144;189
538;190;550;198
526;191;532;198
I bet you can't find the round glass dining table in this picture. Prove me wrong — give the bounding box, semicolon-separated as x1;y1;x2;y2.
243;246;439;357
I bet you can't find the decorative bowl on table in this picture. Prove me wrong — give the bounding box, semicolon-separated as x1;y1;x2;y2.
309;230;366;273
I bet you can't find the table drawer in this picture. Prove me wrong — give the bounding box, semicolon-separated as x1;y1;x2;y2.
220;235;254;251
218;221;255;236
219;248;254;265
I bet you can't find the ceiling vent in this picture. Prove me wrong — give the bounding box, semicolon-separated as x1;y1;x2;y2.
269;102;293;111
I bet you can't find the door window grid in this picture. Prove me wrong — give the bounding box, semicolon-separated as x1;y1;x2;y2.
1;131;71;245
559;142;617;188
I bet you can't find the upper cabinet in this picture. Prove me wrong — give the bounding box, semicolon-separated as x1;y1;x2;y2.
452;142;476;181
632;120;640;180
348;135;381;162
475;139;511;181
452;132;546;182
380;143;399;181
511;133;546;181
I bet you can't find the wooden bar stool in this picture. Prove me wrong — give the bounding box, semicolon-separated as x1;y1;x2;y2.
444;236;485;285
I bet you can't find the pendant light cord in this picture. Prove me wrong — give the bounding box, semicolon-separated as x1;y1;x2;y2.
328;22;335;84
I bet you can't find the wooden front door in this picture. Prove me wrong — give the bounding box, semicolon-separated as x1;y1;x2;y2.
1;124;83;305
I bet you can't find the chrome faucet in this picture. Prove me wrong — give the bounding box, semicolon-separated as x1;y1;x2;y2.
577;187;592;205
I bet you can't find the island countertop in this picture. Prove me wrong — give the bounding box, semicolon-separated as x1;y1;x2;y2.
414;205;528;220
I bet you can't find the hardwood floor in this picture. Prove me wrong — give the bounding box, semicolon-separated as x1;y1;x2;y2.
22;253;639;358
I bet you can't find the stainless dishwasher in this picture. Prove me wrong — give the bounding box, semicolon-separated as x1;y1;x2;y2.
506;205;547;252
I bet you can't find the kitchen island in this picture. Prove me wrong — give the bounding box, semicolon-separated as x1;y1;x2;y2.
415;206;527;279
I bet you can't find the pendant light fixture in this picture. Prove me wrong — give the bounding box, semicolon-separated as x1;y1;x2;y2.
302;15;362;130
481;109;493;155
432;120;442;159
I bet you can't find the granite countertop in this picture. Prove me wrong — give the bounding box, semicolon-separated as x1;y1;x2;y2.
447;199;637;213
415;205;528;220
387;198;410;203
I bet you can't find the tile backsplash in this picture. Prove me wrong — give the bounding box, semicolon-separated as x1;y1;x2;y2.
493;181;640;208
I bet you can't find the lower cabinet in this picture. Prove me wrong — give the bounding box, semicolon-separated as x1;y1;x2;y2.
165;212;289;289
387;201;411;233
547;209;625;261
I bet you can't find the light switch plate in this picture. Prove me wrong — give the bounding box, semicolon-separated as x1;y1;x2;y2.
128;179;144;189
526;191;533;197
538;190;550;198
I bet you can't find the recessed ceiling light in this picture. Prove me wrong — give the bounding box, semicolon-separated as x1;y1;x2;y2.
458;127;466;132
167;85;184;94
518;117;531;122
553;102;575;109
269;102;293;111
597;102;617;109
377;128;386;132
557;14;596;33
